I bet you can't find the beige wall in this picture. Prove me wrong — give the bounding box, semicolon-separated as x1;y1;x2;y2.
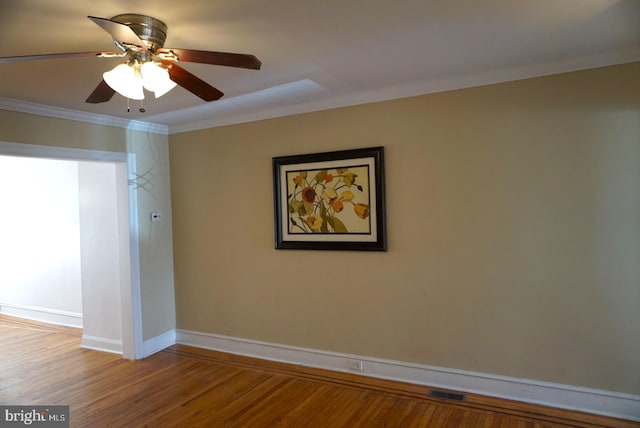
169;62;640;395
0;111;176;341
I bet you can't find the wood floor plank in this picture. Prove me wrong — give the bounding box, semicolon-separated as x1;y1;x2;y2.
309;388;379;427
271;383;336;426
1;315;638;428
230;378;321;426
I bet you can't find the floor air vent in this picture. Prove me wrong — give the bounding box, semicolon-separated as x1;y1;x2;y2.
427;389;466;402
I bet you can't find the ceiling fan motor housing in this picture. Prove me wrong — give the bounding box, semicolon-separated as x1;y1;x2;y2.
111;14;168;52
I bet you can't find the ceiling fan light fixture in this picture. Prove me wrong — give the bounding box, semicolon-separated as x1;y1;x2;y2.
103;63;144;100
140;61;177;98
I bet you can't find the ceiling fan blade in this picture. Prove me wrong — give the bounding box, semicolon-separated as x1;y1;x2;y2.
0;51;121;63
88;16;147;51
160;60;224;101
86;79;116;104
157;48;261;70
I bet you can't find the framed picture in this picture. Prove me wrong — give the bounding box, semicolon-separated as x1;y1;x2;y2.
273;146;387;251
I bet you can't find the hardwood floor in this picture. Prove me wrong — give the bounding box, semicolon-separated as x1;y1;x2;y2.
1;315;637;427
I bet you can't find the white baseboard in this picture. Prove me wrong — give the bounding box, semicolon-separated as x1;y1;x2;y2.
0;303;82;328
176;329;640;422
81;334;122;355
143;329;176;358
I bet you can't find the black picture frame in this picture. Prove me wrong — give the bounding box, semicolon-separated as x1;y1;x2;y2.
273;146;387;251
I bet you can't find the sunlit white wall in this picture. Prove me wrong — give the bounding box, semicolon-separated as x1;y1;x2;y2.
78;161;122;349
0;155;83;318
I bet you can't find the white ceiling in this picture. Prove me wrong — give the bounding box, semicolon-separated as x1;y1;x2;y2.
1;0;639;133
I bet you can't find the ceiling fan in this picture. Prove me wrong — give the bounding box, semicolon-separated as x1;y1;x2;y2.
0;14;262;110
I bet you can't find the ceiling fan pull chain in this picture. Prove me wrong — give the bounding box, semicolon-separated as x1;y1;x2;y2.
139;99;146;113
127;97;130;112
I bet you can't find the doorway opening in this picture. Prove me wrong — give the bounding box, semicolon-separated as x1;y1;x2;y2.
0;141;142;359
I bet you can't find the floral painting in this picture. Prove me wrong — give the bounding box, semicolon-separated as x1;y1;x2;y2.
286;164;371;235
273;147;387;251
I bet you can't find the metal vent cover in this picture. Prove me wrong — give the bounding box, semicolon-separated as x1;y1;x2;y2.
427;389;467;402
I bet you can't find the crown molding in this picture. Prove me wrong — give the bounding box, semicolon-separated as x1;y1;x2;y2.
167;48;640;135
2;49;639;136
0;97;168;135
